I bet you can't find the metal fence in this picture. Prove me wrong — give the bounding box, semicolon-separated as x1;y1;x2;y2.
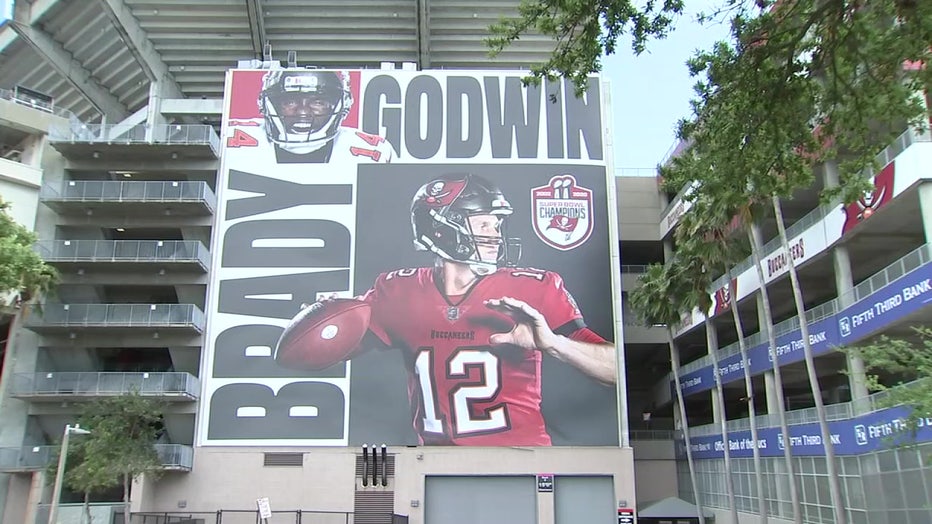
35;240;210;268
10;372;200;399
0;87;79;122
40;181;216;209
48;123;220;151
1;444;193;472
706;126;932;294
24;304;206;332
688;377;929;437
678;243;932;376
130;511;407;524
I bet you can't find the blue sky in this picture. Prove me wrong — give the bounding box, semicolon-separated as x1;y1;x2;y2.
602;1;731;169
0;0;11;23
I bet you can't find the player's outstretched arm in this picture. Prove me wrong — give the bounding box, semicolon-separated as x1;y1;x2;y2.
485;296;617;386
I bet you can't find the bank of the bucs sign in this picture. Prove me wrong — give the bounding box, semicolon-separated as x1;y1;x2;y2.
532;174;594;250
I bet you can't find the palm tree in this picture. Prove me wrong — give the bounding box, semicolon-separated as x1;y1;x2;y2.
674;214;740;524
677;204;771;523
629;263;707;524
770;194;846;522
662;160;803;523
726;262;768;522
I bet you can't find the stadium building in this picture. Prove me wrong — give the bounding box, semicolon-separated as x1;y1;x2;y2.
0;1;929;524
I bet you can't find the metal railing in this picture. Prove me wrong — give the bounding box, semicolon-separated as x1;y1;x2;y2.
130;510;406;524
688;378;927;438
615;167;658;178
24;304;206;331
0;444;194;471
0;87;79;122
35;240;210;268
707;126;932;296
621;265;650;273
40;180;217;210
659;180;697;226
157;444;195;470
10;372;200;399
48;123;220;152
0;446;53;470
677;243;932;375
630;429;679;441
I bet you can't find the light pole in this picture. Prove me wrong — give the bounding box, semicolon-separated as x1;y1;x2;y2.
48;424;91;524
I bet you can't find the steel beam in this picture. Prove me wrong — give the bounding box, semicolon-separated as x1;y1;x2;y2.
94;0;184;98
11;2;126;121
245;0;267;59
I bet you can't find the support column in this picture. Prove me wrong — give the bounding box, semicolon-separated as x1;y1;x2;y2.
707;325;723;423
825;160;870;411
145;81;170;142
919;183;932;245
832;243;870;410
662;239;673;263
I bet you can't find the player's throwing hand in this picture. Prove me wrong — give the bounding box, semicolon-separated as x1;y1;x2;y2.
485;296;559;354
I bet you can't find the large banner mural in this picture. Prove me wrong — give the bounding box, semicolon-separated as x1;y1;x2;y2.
198;69;622;446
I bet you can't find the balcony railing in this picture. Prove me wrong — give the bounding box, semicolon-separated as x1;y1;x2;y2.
687;378;928;438
49;123;220;152
706;126;932;299
35;240;210;269
0;87;79;123
24;304;206;332
0;444;193;472
9;372;200;400
157;444;194;470
40;180;216;211
678;243;932;376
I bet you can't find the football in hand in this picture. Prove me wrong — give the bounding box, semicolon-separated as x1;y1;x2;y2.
274;299;372;370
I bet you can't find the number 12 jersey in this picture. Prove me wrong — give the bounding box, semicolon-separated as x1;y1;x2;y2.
360;266;586;446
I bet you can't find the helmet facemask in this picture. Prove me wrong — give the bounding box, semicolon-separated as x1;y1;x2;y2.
259;71;352;154
412;175;522;275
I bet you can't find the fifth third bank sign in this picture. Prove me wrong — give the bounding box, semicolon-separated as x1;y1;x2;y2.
199;68;622;447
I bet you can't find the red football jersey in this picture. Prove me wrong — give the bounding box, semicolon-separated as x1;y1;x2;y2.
360;267;586;446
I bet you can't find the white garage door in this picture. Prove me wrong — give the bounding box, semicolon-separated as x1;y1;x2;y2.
425;476;537;524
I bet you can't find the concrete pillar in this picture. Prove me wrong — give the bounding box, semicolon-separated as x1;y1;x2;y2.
919;183;932;245
707;323;723;423
662;239;673;262
832;243;870;410
145;81;170;142
180;227;211;245
168;347;200;375
757;293;779;416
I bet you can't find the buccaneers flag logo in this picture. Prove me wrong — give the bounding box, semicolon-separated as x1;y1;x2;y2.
422;179;466;207
842;163;895;234
531;175;594;251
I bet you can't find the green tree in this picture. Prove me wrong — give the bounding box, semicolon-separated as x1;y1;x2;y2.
675;206;754;523
629;261;707;524
846;328;932;437
657;3;931;523
50;394;166;522
0;198;57;307
485;0;684;94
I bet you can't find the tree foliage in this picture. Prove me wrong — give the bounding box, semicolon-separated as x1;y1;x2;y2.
663;0;932;207
846;328;932;435
486;0;684;95
0;198;57;305
51;394;166;509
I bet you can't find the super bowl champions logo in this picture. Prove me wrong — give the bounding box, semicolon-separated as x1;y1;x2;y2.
532;175;594;251
201;68;618;447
